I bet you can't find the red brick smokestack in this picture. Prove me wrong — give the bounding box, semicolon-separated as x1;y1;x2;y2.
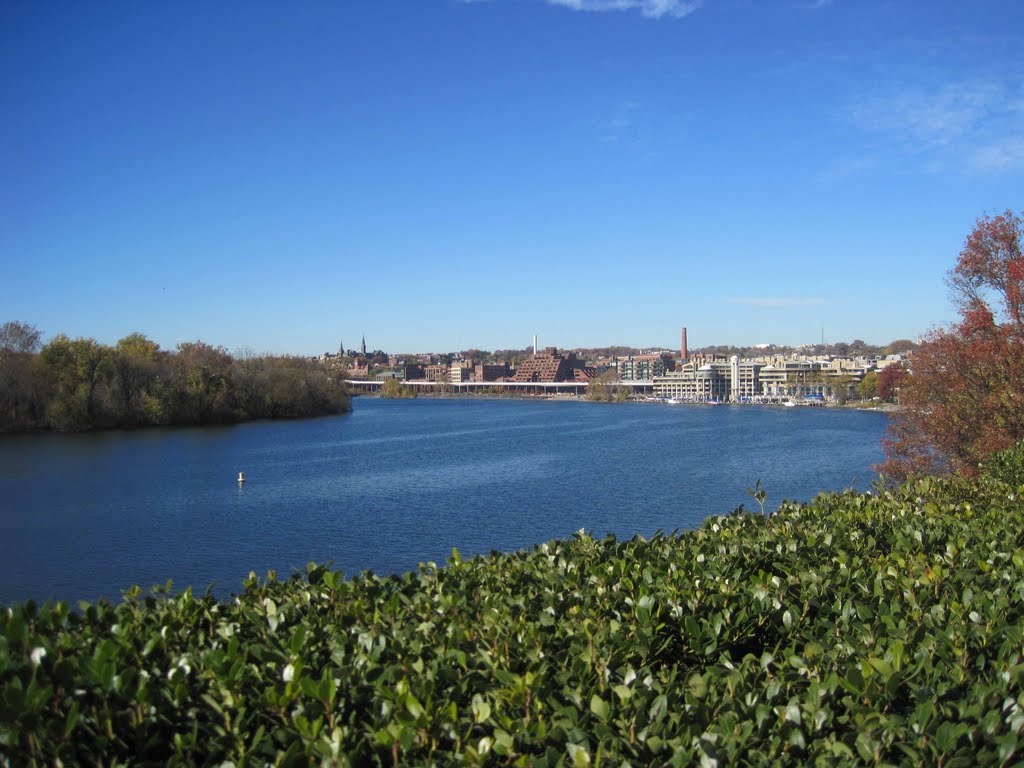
681;327;688;362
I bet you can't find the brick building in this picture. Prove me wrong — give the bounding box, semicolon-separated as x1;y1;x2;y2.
475;363;511;382
512;349;597;383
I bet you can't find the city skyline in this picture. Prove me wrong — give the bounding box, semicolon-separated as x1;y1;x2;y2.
3;1;1022;355
332;328;913;358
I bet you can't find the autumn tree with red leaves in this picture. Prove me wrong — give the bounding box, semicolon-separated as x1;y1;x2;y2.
876;363;908;403
880;210;1024;478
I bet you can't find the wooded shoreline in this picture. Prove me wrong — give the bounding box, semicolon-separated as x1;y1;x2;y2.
0;322;351;434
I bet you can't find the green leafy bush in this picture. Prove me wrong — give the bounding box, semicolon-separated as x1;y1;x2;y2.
2;448;1023;766
380;378;417;399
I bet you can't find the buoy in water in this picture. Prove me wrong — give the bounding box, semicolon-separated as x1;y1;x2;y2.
238;472;245;483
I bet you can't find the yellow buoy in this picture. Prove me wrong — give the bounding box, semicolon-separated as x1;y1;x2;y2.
238;472;245;483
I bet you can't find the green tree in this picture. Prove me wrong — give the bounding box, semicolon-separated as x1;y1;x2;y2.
380;377;416;399
858;370;879;400
41;335;112;429
0;328;351;432
111;333;164;424
251;356;350;417
828;373;856;404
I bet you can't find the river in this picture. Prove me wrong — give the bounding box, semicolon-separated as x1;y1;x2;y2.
0;398;888;605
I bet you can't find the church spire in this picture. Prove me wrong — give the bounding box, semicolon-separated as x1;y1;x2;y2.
361;335;366;356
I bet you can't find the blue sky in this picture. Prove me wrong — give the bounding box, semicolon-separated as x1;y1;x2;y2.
2;1;1022;355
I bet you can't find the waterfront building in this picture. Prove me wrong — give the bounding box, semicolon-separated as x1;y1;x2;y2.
512;348;596;383
617;354;674;382
653;361;730;401
450;364;474;384
731;358;765;400
653;358;763;402
374;364;426;382
655;353;885;402
425;364;450;382
400;364;425;381
694;362;732;401
476;363;511;382
759;360;822;398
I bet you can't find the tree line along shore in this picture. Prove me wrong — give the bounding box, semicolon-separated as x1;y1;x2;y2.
0;325;351;433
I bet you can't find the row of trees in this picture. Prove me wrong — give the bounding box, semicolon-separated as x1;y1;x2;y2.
882;209;1024;478
781;365;907;405
857;365;907;403
693;339;917;359
0;325;350;433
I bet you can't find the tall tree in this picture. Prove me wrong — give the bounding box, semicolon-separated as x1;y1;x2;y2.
827;373;857;404
881;210;1024;478
858;370;879;400
111;333;164;423
876;363;907;403
173;341;235;422
0;321;45;430
41;335;111;429
587;369;630;402
0;321;41;355
231;347;263;417
947;209;1024;332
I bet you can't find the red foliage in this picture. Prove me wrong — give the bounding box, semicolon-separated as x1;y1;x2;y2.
880;326;1024;477
876;363;907;403
881;210;1024;479
958;302;995;338
950;209;1024;330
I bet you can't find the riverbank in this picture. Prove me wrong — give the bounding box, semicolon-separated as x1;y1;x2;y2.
0;399;352;435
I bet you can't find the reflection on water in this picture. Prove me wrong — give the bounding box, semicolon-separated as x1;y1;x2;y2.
0;398;888;604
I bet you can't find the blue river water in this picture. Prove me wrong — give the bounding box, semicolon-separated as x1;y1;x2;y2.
0;398;889;605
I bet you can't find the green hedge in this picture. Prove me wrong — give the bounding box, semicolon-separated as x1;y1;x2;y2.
2;451;1024;766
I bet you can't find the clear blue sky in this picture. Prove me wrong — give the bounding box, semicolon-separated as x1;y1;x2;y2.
2;1;1022;355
